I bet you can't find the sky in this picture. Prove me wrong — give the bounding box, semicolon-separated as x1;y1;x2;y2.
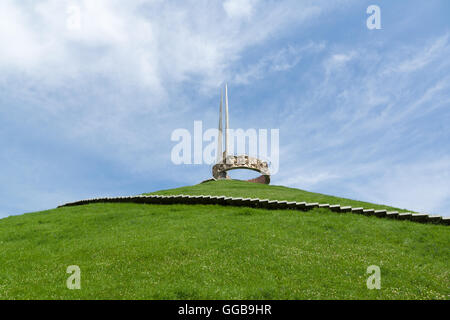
1;0;449;218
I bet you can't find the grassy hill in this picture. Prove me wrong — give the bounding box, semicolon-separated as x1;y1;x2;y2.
0;180;448;300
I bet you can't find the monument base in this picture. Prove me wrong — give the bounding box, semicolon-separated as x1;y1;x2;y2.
212;154;271;185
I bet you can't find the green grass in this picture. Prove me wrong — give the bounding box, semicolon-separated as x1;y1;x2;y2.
0;181;448;299
148;180;410;212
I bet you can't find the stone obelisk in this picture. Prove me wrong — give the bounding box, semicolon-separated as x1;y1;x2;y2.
217;88;223;163
224;83;229;160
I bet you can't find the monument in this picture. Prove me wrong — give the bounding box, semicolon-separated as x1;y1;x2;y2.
211;84;271;184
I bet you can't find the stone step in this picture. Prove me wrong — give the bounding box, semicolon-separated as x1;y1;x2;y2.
386;211;399;219
363;209;375;216
305;203;319;210
397;212;413;220
426;215;442;223
374;210;387;217
411;213;429;223
329;205;340;212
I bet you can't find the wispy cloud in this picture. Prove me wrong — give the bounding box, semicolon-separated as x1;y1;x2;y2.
0;0;332;92
234;42;326;84
352;158;450;215
223;0;258;19
274;32;450;215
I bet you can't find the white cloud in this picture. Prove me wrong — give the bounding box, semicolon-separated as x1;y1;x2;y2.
392;33;450;74
353;158;450;215
324;51;357;75
277;170;340;189
234;42;325;84
0;0;330;93
223;0;257;19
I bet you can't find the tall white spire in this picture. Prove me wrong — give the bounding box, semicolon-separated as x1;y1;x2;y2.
224;83;229;158
217;88;223;163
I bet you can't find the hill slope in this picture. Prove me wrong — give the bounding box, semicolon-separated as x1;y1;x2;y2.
0;181;448;300
147;180;410;212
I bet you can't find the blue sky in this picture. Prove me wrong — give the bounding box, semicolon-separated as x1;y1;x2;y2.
1;0;449;218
